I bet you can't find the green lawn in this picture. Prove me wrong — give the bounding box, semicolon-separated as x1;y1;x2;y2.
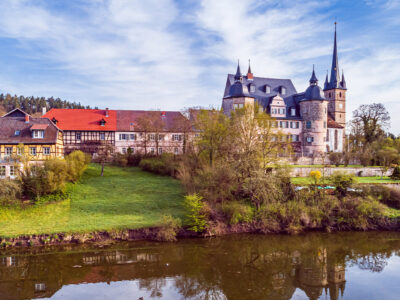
288;165;382;168
0;164;185;237
291;176;400;185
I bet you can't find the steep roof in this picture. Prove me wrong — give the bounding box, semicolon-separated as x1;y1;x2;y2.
327;116;344;129
116;110;187;132
43;109;117;131
0;113;61;144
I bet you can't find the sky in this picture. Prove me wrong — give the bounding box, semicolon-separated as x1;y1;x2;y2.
0;0;399;133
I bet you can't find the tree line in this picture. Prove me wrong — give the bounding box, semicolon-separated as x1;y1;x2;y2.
0;93;92;116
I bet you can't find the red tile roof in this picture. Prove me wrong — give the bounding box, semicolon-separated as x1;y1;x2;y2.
43;109;117;131
327;116;344;129
30;124;49;130
116;110;187;132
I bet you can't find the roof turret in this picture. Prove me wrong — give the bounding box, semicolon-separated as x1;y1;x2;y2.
302;67;326;101
309;65;318;85
341;70;347;89
234;60;243;81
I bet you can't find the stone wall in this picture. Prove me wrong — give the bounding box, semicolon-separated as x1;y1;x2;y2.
290;166;393;177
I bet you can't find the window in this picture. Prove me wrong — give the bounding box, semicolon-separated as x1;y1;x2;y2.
158;134;164;141
296;122;300;128
334;129;338;150
5;147;12;156
130;134;136;140
265;85;271;93
174;147;179;155
306;121;312;129
271;136;276;142
249;84;255;93
149;134;155;141
282;109;286;115
150;148;155;154
158;147;163;154
172;134;182;141
326;129;329;142
128;147;134;153
281;86;286;95
122;148;127;154
119;134;128;140
292;135;299;142
17;147;23;155
76;132;81;140
33;130;44;139
291;108;296;116
306;136;314;143
339;103;343;109
35;283;46;292
30;147;37;156
100;133;105;140
43;147;50;155
10;166;16;177
100;119;106;126
14;130;20;136
0;166;5;176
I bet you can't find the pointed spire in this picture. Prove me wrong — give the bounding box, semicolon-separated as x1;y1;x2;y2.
247;58;254;80
329;20;340;89
341;69;347;89
234;59;243;81
324;70;329;90
309;64;318;85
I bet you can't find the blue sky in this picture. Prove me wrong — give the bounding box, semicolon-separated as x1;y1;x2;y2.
0;0;399;133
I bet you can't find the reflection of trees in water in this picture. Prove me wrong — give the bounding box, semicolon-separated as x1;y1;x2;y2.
138;277;166;298
174;276;227;300
356;253;389;273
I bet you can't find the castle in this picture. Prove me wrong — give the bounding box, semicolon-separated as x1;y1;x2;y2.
222;25;347;156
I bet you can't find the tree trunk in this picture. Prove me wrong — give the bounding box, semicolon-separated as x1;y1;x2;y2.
101;162;105;176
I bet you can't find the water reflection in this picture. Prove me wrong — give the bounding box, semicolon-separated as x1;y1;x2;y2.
1;232;400;300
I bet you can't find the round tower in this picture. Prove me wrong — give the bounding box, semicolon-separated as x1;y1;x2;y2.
299;67;328;155
222;61;255;115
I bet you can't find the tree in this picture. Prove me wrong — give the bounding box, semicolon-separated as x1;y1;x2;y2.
95;145;114;176
136;111;164;155
352;103;390;144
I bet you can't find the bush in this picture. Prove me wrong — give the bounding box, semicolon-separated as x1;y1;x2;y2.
184;194;207;232
155;215;182;242
139;154;178;176
363;185;400;209
391;166;400;180
329;171;356;198
44;159;68;194
329;152;342;166
65;151;91;183
0;179;22;205
112;153;128;167
220;201;253;225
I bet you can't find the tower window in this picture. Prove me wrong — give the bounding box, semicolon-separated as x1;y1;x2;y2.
306;121;312;129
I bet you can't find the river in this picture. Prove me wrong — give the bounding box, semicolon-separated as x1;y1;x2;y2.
1;232;400;300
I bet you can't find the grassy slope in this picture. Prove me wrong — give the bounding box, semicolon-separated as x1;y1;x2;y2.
291;176;400;185
0;164;185;237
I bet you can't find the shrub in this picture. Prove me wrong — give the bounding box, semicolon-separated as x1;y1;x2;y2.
391;166;400;180
329;152;342;166
329;171;355;198
112;153;128;167
65;151;91;183
310;170;322;184
184;194;207;232
363;185;400;209
220;201;253;225
43;159;68;194
0;179;22;205
139;154;178;176
155;215;182;242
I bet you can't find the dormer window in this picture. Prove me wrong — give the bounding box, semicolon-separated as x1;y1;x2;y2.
51;117;58;125
32;130;44;139
265;85;271;94
290;108;296;116
14;130;20;136
280;86;286;95
249;84;256;93
100;119;106;126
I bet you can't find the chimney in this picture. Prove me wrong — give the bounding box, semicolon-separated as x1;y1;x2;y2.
42;107;47;116
247;59;253;80
25;114;29;123
105;108;109;117
161;111;166;118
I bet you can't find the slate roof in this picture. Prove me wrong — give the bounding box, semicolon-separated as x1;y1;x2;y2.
0;110;61;144
43;109;117;131
224;74;302;118
327;116;344;129
116;110;187;132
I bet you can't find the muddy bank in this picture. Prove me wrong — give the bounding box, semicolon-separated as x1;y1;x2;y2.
1;218;400;249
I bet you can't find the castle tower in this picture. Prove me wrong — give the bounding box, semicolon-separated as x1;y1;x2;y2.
300;66;328;155
222;61;255;115
323;22;347;129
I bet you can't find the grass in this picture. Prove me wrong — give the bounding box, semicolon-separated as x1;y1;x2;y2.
288;165;382;168
291;176;400;185
0;164;185;238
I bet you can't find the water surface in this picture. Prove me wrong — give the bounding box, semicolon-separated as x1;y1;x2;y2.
1;232;400;300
